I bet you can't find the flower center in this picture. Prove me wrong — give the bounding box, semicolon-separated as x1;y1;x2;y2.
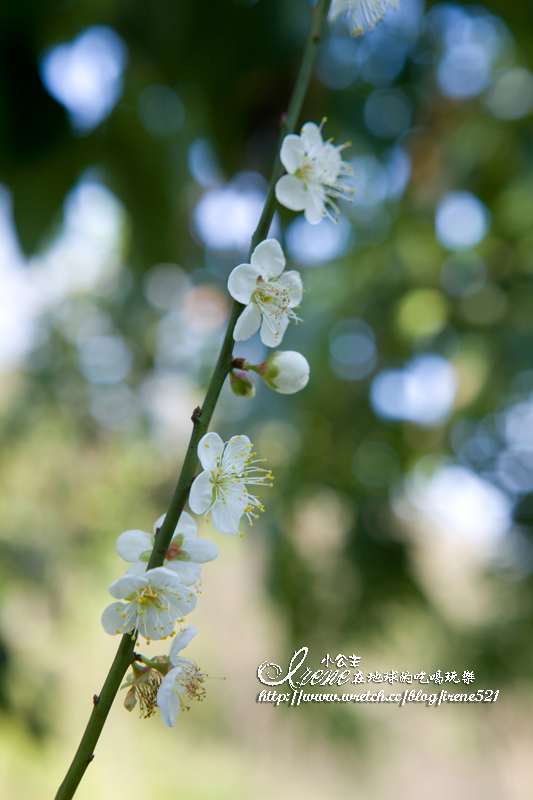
253;280;291;314
209;468;227;494
164;534;189;562
137;587;158;605
205;442;274;530
295;161;314;182
175;659;207;710
292;137;354;224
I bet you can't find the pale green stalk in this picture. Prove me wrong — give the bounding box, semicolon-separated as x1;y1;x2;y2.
54;3;331;798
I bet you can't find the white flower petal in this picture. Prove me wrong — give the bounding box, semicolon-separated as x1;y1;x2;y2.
101;602;130;635
320;141;343;182
189;470;214;514
115;529;152;563
164;560;201;586
280;134;306;174
210;498;244;535
198;432;224;470
155;609;178;639
278;270;303;307
304;189;326;224
221;435;252;473
152;512;197;540
175;511;198;539
329;0;396;33
233;302;262;342
125;562;148;576
108;574;146;600
227;263;261;304
145;566;185;592
169;625;198;664
301;121;323;152
138;605;159;639
157;667;183;727
260;310;289;348
275;175;307;211
167;586;197;618
250;239;286;279
183;537;219;563
328;0;346;21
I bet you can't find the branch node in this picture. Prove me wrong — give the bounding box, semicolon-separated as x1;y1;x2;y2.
86;755;95;765
92;695;99;706
191;406;202;421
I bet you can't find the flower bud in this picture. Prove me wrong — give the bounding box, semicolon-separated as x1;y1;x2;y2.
229;369;256;398
257;350;310;394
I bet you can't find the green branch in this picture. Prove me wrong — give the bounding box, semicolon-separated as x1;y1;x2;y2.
54;3;331;798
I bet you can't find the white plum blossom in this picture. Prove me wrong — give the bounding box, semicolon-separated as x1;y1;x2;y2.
228;239;303;347
189;432;273;535
275;120;354;224
329;0;398;36
157;626;206;727
115;512;219;586
101;567;196;642
257;350;310;394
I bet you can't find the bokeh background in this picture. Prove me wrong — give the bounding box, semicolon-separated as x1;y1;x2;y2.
2;0;533;797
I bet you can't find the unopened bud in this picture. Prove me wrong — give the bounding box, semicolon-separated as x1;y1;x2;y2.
229;369;256;398
255;351;310;394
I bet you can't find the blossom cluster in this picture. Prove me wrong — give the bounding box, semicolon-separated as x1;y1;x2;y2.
100;116;346;723
102;429;274;726
101;509;213;726
224;115;359;394
100;2;396;731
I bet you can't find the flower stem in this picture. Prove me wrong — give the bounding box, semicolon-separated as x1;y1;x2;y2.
54;3;330;798
135;653;164;670
54;634;136;800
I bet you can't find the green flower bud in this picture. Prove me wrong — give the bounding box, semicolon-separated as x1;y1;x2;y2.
229;369;256;398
